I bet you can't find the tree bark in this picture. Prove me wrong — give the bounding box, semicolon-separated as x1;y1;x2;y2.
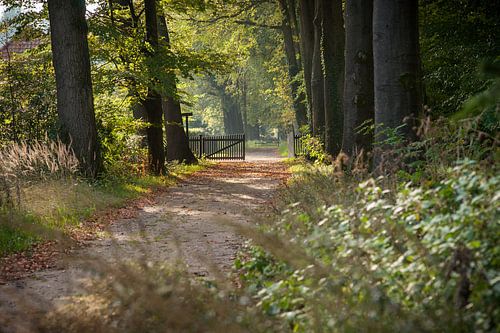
48;0;101;178
246;124;260;140
287;0;303;74
158;15;197;164
241;76;251;136
310;0;324;137
208;75;244;135
221;92;244;134
298;0;315;122
373;0;421;165
279;0;308;129
239;75;259;139
322;0;345;156
142;0;165;174
341;0;374;156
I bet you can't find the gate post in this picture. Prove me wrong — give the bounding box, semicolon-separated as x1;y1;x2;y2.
243;134;246;160
199;134;203;159
287;132;295;158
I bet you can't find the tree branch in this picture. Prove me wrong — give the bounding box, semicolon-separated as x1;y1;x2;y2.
234;19;282;30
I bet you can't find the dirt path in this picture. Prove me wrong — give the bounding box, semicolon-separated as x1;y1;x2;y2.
0;148;287;331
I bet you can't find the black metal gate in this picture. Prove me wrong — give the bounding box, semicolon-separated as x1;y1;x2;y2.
189;134;245;160
287;133;306;157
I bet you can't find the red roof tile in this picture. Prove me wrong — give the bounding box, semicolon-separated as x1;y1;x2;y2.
0;39;42;60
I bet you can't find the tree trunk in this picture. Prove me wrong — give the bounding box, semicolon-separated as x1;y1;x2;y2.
288;0;303;77
373;0;421;165
241;76;252;136
208;75;244;135
298;0;315;122
221;92;244;134
310;0;325;137
142;0;165;174
247;124;260;140
341;0;374;156
322;0;345;156
158;15;197;164
162;98;196;163
279;0;308;129
48;0;101;178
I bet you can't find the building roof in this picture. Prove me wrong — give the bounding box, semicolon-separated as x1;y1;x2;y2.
0;39;41;60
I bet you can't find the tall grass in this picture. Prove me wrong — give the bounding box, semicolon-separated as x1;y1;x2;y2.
0;139;79;254
0;139;79;207
0;139;205;256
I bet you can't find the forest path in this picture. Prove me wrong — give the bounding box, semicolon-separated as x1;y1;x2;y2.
0;148;288;331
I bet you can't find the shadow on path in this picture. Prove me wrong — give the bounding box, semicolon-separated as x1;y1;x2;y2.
0;159;289;332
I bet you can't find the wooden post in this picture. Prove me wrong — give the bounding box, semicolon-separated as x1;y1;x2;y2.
242;134;246;160
181;112;193;137
287;132;295;158
199;134;203;158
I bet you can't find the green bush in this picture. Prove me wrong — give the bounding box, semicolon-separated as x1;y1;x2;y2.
299;134;328;164
239;160;499;332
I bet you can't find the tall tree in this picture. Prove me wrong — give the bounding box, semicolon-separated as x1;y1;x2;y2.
298;0;315;121
373;0;421;165
142;0;166;174
108;0;148;147
207;75;244;135
342;0;374;156
278;0;307;128
310;0;324;136
48;0;101;178
240;74;259;140
322;0;345;155
158;15;197;164
221;91;245;134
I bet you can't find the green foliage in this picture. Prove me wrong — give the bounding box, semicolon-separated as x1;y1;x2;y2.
0;217;36;255
93;93;147;177
420;0;500;117
235;245;289;292
450;57;500;147
175;0;292;135
278;141;288;157
239;160;499;332
299;134;328;164
0;40;57;144
455;58;500;119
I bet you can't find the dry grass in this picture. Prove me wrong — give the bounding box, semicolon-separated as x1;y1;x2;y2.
0;139;79;208
0;139;204;256
22;180;120;220
1;257;281;333
40;262;271;333
0;139;78;180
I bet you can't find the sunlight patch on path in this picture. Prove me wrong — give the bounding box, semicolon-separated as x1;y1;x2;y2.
0;159;289;331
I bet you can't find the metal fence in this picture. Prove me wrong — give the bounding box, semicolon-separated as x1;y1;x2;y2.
189;134;245;160
287;133;306;157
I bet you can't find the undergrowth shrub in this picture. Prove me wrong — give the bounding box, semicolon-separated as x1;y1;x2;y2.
298;112;498;183
298;134;328;164
94;94;148;178
238;160;499;332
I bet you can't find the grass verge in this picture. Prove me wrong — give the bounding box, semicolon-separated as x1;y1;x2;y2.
0;162;206;256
